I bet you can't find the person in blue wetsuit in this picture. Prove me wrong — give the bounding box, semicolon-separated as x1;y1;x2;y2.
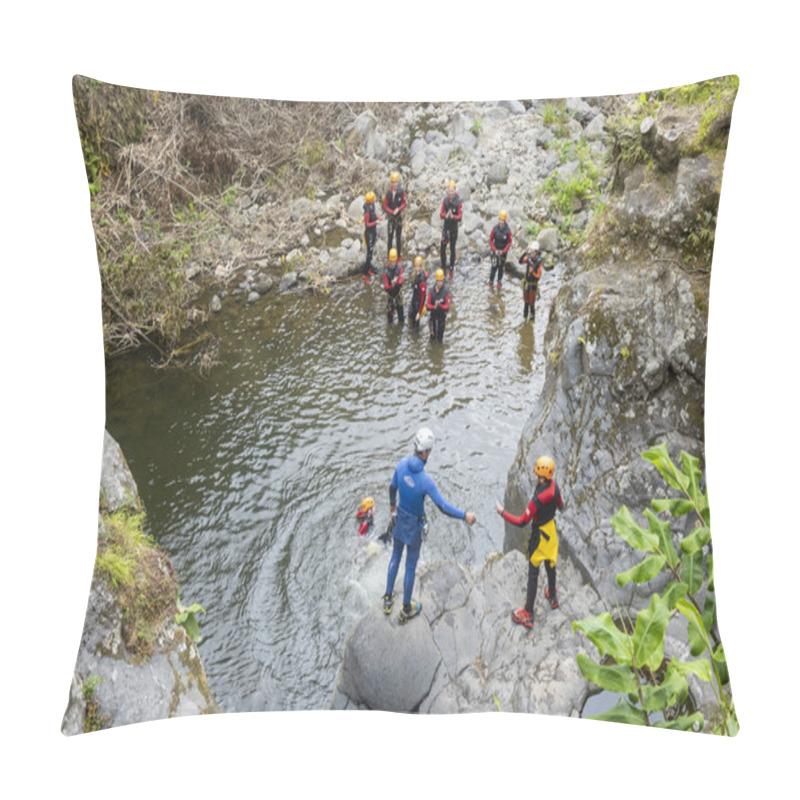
383;427;477;623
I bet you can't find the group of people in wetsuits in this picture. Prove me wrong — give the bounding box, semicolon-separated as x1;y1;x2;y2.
362;173;548;341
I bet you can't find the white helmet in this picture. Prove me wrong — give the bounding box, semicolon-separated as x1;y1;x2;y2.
530;240;540;251
414;427;435;453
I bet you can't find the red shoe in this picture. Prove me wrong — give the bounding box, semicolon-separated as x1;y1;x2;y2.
511;607;533;628
545;587;559;609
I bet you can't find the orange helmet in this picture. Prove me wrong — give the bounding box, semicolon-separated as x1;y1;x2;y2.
534;456;555;479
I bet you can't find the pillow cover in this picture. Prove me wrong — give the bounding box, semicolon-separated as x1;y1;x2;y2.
63;76;738;735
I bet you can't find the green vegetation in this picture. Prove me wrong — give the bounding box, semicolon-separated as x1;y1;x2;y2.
81;675;107;733
95;506;179;662
470;118;483;135
573;444;737;735
176;598;206;643
542;101;570;137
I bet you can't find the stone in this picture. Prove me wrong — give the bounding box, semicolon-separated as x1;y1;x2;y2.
487;159;509;186
209;294;222;313
538;228;559;252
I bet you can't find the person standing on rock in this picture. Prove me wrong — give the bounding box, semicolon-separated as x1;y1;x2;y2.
383;248;405;323
408;255;429;330
440;180;462;280
383;171;407;260
496;455;563;630
520;241;544;324
383;427;476;623
426;268;451;343
489;210;513;289
362;191;381;282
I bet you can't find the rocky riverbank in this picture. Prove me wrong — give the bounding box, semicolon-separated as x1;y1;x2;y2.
61;432;220;734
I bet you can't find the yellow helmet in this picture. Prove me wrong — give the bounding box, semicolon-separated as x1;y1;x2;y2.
390;171;400;183
389;248;398;261
435;268;445;281
499;209;508;221
414;256;423;267
448;180;457;189
534;456;555;480
365;191;376;204
361;496;375;513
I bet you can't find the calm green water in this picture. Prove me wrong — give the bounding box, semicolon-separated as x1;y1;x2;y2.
105;260;557;711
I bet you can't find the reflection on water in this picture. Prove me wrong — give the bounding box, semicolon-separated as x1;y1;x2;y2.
105;260;559;711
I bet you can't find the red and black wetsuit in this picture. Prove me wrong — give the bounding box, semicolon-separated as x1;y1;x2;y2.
502;478;563;615
383;185;407;258
356;509;374;537
520;252;544;322
426;281;451;342
408;270;428;329
490;222;512;285
363;201;379;278
383;260;405;323
440;193;462;274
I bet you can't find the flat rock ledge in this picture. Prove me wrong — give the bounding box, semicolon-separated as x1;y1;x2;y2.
331;550;601;715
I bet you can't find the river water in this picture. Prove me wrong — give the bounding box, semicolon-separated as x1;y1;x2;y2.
105;258;559;712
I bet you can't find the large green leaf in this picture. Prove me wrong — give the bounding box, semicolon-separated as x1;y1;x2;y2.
572;613;634;664
577;655;639;694
653;712;705;732
680;525;711;555
671;658;713;683
702;595;717;632
680;451;710;524
617;554;666;587
707;551;715;592
677;597;711;657
644;508;679;567
651;498;695;517
662;580;688;611
681;549;704;594
611;506;659;552
632;594;670;671
586;697;647;726
643;444;686;493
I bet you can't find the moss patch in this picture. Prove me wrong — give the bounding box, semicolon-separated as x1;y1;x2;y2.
95;507;179;663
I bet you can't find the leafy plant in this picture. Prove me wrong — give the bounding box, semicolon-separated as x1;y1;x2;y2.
572;443;737;734
175;597;206;643
470;118;483;135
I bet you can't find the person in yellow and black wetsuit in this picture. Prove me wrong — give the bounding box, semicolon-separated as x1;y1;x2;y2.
383;171;407;259
362;191;381;282
496;455;563;629
519;241;544;324
408;256;428;330
382;248;405;324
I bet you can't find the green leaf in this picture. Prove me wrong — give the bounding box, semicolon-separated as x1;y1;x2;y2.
707;551;715;592
677;597;711;657
616;554;666;587
712;643;726;663
651;498;695;517
611;506;658;552
670;658;713;683
702;595;717;633
642;444;686;493
653;712;705;732
681;549;704;594
680;525;711;555
572;614;634;664
680;451;710;524
662;580;688;611
639;664;689;711
632;594;670;671
644;509;679;568
587;697;647;726
577;655;639;694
